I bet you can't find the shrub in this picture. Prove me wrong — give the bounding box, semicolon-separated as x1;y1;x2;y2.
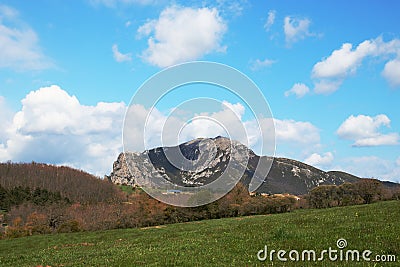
57;220;82;233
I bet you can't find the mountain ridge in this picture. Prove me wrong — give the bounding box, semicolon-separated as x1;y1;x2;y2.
108;136;398;195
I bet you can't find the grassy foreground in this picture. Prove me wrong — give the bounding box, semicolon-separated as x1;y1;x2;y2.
0;201;399;266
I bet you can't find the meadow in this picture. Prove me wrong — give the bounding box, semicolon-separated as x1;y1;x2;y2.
0;200;398;266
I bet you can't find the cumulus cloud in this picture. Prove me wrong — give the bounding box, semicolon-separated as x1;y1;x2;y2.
125;101;321;160
284;83;310;98
178;104;246;145
125;101;250;152
305;152;334;168
264;10;276;31
337;114;399;147
14;86;125;136
283;16;313;45
274;119;320;145
250;58;276;70
1;87;322;176
352;134;399;147
137;5;227;67
0;85;126;175
313;42;370;79
241;117;320;156
382;58;400;87
251;118;321;159
124;93;323;156
112;44;132;62
311;37;400;93
0;4;52;71
313;80;342;95
221;101;245;119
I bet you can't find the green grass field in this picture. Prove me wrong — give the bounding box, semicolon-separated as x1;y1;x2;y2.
0;201;399;266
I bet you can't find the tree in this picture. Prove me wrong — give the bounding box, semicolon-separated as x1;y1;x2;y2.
308;185;337;208
355;179;383;204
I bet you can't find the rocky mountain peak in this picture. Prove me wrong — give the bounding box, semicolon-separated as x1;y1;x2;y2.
107;137;368;195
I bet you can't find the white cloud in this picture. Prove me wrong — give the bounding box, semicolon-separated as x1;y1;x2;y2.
396;157;400;166
264;10;276;31
337;114;399;147
0;96;12;143
125;101;250;151
125;96;322;154
112;44;132;62
313;42;373;79
305;152;334;168
0;4;52;71
337;114;390;140
137;5;227;67
283;16;313;44
125;101;320;159
311;37;400;93
221;100;245;119
352;134;399;147
0;85;126;176
274;118;320;145
1;88;321;176
284;83;310;98
313;80;342;95
336;156;400;183
250;118;321;159
382;58;400;87
250;58;276;70
178;106;245;145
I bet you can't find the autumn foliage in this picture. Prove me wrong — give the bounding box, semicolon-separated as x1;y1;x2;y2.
307;179;399;208
0;162;123;204
0;162;398;239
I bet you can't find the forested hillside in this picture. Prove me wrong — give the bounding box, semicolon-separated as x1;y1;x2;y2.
0;162;122;204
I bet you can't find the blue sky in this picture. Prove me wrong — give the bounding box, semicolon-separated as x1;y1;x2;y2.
0;0;399;182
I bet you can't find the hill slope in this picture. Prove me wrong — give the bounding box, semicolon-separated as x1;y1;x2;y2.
0;162;121;204
1;200;398;266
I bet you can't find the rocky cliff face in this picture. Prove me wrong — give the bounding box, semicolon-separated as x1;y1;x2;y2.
107;136;362;195
107;153;135;186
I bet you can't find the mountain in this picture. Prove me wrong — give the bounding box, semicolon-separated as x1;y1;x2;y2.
107;136;396;195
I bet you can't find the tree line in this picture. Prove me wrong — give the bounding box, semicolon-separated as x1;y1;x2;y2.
1;183;300;238
0;163;399;239
0;185;70;212
307;178;400;208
